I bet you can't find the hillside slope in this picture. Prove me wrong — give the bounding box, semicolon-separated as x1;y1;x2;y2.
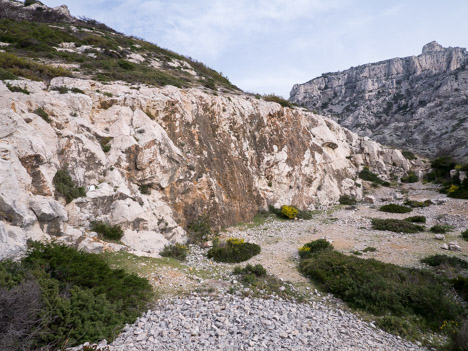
290;41;468;161
0;1;414;259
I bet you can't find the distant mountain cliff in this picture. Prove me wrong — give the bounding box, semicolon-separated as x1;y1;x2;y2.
289;41;468;161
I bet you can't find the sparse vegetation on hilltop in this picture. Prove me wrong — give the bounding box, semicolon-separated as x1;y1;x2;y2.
0;18;238;90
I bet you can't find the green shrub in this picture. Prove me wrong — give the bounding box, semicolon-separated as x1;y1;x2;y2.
99;137;112;153
6;82;29;94
376;316;418;339
33;107;50;123
452;276;468;301
160;243;189;261
0;52;71;82
402;150;417;160
233;264;267;277
462;229;468;241
359;167;389;186
207;238;260;263
296;209;313;220
0;68;17;80
371;218;424;233
0;243;152;349
52;86;69;94
363;246;377;252
262;94;294;108
139;184;151;195
24;0;38;6
421;255;468;270
281;205;298;219
298;239;333;259
404;199;432;208
187;215;211;243
339;194;357;205
430;224;455;234
53;168;86;203
299;249;464;330
400;172;419;183
379;204;412;213
91;221;124;241
404;216;426;223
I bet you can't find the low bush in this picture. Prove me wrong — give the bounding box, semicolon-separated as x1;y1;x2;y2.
6;82;29;94
430;224;455;234
404;199;432;208
187;215;211;243
462;229;468;241
402;150;417;160
421;255;468;270
33;107;50;123
99;137;112;153
0;243;152;349
233;264;267;278
53;168;86;203
400;172;419;183
139;184;151;195
363;246;377;252
452;276;468;301
359;167;390;186
262;94;293;108
207;238;260;263
0;68;16;80
298;239;333;259
160;243;189;261
339;194;357;205
296;209;314;220
371;218;424;233
91;221;124;241
281;205;298;219
376;315;419;339
379;204;412;213
299;249;464;331
0;52;71;82
404;216;426;223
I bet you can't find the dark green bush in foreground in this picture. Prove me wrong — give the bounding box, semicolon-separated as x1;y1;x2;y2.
0;243;152;350
405;216;426;223
299;249;464;330
371;218;424;233
379;204;412;213
421;255;468;270
91;221;124;241
298;239;333;259
207;238;260;263
53;168;86;203
233;264;267;278
160;243;189;261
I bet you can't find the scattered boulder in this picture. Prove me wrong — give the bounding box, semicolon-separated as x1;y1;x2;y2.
434;234;445;240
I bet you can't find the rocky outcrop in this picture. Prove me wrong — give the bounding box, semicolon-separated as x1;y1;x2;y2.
0;0;114;32
290;42;468;161
0;77;411;259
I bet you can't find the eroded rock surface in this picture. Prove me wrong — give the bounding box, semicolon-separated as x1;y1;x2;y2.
290;41;468;161
0;77;412;258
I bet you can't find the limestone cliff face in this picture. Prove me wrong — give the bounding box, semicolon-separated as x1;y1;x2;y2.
290;42;468;161
0;77;411;259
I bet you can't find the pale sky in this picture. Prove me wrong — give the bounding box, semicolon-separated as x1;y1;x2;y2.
41;0;468;98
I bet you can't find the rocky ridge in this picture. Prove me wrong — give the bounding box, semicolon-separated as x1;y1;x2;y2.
0;76;413;259
289;41;468;161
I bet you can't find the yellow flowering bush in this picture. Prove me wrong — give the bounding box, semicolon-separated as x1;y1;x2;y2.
227;238;245;245
281;205;298;219
448;184;459;193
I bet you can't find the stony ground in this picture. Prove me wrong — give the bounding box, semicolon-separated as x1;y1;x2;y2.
81;182;468;351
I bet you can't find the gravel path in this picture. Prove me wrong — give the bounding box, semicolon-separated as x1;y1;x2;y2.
108;294;425;351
